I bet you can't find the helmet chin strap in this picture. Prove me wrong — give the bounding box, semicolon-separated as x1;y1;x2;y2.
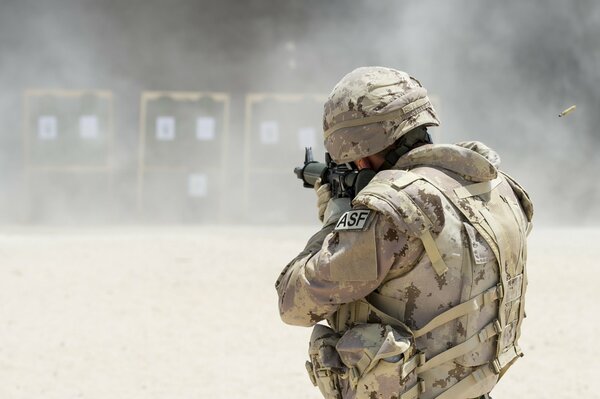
350;127;433;195
380;127;432;170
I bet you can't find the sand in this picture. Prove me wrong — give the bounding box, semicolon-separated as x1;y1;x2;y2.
0;226;597;398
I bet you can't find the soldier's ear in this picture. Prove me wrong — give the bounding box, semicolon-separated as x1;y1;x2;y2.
356;158;372;170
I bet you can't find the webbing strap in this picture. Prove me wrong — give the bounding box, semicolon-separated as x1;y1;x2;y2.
399;379;425;399
355;301;371;324
401;352;424;379
367;291;405;321
420;230;448;276
454;178;502;199
352;299;413;335
515;270;528;344
324;98;431;139
505;274;523;303
499;194;528;347
433;363;496;399
478;207;510;359
348;351;378;389
413;285;500;338
391;172;423;190
365;284;502;342
416;320;500;374
501;195;525;274
493;345;523;376
480;207;512;276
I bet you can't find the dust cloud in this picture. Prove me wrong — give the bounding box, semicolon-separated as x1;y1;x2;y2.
0;2;598;398
0;0;598;225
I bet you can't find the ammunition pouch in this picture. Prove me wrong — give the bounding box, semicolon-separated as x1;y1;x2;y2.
306;324;344;399
336;323;420;399
306;323;419;399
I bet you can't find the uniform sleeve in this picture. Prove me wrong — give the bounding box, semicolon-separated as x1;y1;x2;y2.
275;208;416;327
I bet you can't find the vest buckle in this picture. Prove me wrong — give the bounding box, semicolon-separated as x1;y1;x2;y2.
492;359;502;374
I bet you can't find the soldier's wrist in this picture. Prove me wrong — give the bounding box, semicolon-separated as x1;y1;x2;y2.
322;198;352;227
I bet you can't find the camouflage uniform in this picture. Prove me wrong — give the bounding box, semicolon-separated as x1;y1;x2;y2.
275;67;533;399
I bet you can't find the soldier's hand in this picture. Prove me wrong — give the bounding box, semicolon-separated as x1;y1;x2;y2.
314;178;332;222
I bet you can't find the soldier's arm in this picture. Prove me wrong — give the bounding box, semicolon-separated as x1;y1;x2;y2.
275;208;419;327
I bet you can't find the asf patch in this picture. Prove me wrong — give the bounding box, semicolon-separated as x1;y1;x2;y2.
334;210;373;231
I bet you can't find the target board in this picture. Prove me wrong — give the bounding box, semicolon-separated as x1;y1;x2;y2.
138;91;229;223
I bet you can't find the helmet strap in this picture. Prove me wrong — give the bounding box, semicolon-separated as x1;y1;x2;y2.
381;127;432;170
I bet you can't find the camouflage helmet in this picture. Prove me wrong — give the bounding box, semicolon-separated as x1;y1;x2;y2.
323;66;440;163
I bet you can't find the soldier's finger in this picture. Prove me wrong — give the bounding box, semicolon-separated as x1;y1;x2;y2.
314;178;322;191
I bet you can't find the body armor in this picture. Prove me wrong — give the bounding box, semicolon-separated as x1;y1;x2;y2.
326;145;532;399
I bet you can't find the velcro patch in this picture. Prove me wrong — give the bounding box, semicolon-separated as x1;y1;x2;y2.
334;210;373;231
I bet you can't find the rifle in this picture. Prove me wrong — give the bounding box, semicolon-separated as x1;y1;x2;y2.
294;147;376;199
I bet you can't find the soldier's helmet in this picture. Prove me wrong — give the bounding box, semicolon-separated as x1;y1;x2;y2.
323;66;440;163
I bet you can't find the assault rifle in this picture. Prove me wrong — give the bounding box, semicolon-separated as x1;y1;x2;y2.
294;147;376;200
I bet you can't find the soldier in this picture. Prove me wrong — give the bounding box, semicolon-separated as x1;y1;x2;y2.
275;66;533;399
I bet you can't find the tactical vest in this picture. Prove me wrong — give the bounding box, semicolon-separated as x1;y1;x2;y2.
329;166;531;399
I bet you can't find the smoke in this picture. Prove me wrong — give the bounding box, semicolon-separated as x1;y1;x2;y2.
0;0;598;225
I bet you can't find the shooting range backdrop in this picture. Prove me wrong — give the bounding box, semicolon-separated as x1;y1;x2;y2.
137;91;229;223
20;90;442;224
22;90;114;223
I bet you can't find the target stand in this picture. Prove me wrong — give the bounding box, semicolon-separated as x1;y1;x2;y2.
22;89;115;223
137;91;230;223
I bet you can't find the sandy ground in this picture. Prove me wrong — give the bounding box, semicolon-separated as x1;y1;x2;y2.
0;226;598;399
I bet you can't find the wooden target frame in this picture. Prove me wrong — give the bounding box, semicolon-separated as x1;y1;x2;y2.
137;91;230;222
21;89;115;222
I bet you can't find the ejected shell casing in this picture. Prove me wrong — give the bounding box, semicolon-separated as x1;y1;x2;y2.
559;105;576;117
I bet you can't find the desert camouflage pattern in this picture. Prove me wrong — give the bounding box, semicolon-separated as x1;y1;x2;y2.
323;66;440;163
276;142;533;399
